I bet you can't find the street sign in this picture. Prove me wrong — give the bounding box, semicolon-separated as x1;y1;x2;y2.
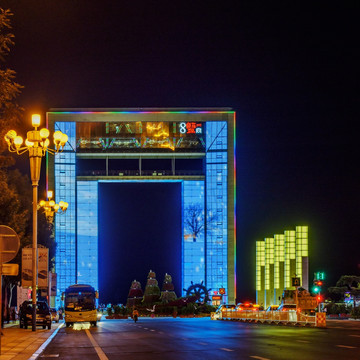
314;272;325;280
2;263;19;276
219;288;226;295
0;225;20;263
292;277;301;287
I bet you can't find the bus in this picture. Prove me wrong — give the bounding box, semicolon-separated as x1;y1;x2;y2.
62;284;99;327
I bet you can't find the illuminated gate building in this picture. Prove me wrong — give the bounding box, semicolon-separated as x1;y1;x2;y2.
256;226;309;308
47;108;236;304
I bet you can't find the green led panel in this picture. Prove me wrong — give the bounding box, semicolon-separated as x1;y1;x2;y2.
274;234;284;289
265;238;274;290
256;241;265;291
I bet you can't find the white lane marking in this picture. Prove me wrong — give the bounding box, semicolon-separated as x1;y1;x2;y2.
349;335;360;338
198;342;208;345
158;331;164;334
296;340;310;343
29;323;64;359
221;348;234;352
85;329;109;360
336;345;357;349
150;329;155;331
144;327;148;330
250;356;271;360
40;356;59;358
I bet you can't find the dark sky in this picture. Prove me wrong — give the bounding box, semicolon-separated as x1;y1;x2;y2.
2;1;359;301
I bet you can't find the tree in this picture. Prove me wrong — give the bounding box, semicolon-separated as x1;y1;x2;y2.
328;275;360;308
184;204;218;242
0;8;23;165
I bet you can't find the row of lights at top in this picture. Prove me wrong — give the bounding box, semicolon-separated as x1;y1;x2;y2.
4;114;68;152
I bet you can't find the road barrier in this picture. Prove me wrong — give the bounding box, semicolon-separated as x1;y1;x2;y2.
212;309;325;327
315;312;326;327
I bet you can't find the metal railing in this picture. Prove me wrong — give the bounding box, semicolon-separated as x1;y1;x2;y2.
77;169;204;177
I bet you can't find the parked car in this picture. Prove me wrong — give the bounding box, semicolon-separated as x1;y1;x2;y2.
236;302;260;311
50;308;60;323
216;304;236;312
277;304;297;312
212;304;236;320
266;305;279;312
19;301;52;329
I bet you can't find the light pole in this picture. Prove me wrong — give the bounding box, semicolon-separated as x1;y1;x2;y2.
4;114;68;331
38;190;68;222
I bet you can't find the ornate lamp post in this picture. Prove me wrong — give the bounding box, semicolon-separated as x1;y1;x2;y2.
4;114;68;331
38;190;68;222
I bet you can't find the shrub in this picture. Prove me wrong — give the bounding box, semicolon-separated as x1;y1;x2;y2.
350;307;360;319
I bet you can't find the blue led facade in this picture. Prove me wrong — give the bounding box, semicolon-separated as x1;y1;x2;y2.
77;181;98;287
183;180;205;288
53;122;76;296
48;109;236;304
206;121;228;292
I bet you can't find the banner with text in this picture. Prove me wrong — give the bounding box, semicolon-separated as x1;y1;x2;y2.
21;248;33;288
38;248;48;288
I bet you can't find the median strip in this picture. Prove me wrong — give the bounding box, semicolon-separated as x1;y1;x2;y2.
85;329;109;360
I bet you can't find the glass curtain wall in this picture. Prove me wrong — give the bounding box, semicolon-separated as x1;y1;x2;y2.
54;122;76;296
205;122;228;295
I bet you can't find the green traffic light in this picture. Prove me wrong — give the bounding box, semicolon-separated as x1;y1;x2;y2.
313;286;319;293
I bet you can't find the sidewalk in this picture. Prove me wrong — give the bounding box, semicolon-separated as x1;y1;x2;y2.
0;321;62;360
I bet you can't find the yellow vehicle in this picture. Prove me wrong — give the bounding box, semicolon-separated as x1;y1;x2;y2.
62;284;99;327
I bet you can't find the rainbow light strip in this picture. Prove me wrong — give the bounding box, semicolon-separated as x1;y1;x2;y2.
233;112;237;300
48;110;234;115
46;109;237;302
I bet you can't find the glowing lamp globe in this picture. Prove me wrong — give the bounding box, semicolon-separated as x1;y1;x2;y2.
25;139;35;147
14;136;23;147
39;128;50;139
53;131;63;144
32;114;41;127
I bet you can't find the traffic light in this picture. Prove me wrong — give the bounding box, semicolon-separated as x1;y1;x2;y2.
317;295;322;302
312;280;323;294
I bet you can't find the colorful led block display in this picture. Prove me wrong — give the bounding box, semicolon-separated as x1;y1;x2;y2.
256;226;309;308
47;109;236;304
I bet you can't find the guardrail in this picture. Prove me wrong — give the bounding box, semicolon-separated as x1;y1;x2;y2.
212;309;326;327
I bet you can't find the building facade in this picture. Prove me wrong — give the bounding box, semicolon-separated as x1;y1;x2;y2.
256;226;309;308
47;108;236;304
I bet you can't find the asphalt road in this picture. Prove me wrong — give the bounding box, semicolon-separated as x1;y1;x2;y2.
39;318;360;360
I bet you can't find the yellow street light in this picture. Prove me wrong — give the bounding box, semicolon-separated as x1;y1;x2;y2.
4;114;68;332
38;190;68;223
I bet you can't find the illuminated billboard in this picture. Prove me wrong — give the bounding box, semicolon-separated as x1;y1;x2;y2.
76;121;205;152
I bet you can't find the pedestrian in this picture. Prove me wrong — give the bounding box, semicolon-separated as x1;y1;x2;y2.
132;308;139;323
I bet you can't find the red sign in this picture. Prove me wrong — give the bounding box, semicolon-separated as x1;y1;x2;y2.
212;295;222;300
219;288;226;295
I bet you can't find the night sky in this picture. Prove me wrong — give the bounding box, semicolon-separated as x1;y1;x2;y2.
2;1;358;301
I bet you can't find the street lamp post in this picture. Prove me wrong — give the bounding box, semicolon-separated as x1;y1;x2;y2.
4;114;67;331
